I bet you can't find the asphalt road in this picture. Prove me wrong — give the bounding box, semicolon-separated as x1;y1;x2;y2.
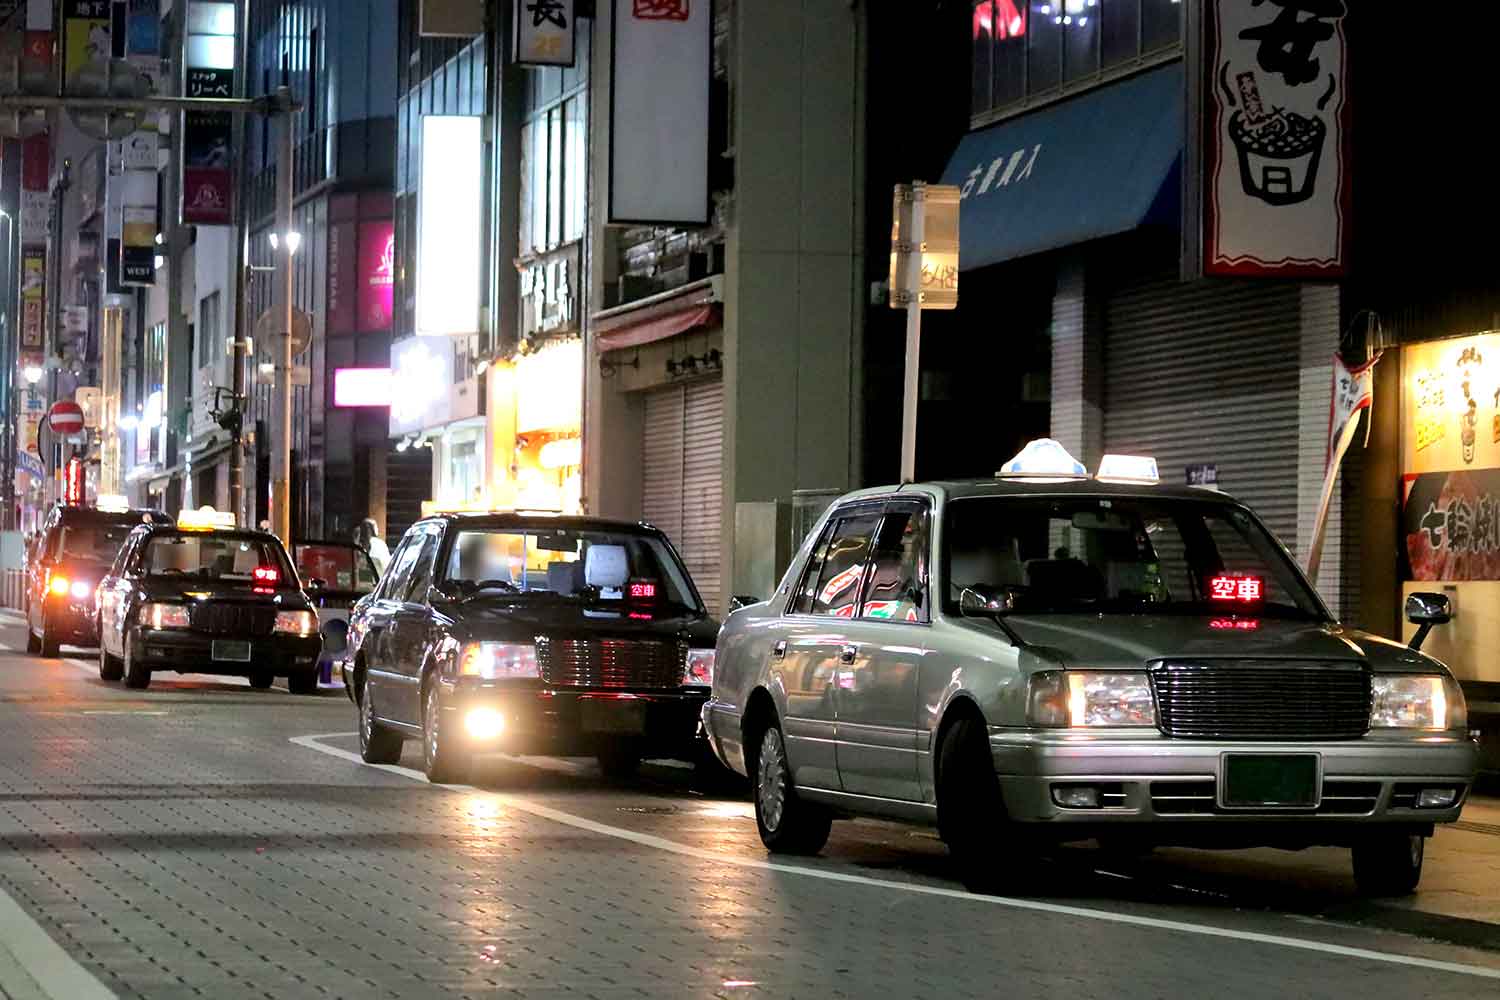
0;611;1496;999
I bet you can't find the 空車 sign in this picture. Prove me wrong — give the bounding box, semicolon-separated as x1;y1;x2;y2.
1200;0;1350;278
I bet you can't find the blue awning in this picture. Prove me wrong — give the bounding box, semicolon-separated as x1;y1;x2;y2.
940;62;1183;271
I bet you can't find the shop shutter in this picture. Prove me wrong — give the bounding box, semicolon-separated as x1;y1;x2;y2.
642;378;724;611
1102;268;1303;545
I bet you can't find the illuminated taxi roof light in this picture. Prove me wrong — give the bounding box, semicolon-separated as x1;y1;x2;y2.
178;506;238;531
96;494;130;512
996;439;1088;481
1095;454;1160;485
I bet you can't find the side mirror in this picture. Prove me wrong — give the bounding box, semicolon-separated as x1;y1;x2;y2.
728;594;759;613
307;577;327;590
1406;592;1452;651
960;585;1016;617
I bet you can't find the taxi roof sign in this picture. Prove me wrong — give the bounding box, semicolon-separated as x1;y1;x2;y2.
1095;454;1160;485
997;439;1088;481
96;494;130;512
178;506;237;531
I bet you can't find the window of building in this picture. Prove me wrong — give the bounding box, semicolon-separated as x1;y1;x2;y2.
971;0;1182;119
518;24;590;257
198;291;221;369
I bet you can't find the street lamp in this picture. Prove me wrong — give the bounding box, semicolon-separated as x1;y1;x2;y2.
268;231;301;255
22;365;44;384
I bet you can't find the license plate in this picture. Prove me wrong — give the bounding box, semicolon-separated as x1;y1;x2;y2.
580;699;647;734
211;640;252;663
1222;753;1319;808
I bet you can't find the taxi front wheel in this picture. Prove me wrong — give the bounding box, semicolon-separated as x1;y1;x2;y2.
422;682;471;784
1351;831;1425;897
937;713;1016;892
122;634;151;690
752;720;831;854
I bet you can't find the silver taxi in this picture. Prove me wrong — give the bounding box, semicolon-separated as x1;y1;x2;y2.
703;441;1478;895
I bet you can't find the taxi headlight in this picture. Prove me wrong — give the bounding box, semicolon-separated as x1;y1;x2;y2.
1370;675;1466;731
459;642;539;679
684;648;715;686
1027;671;1157;728
140;602;190;629
273;610;318;636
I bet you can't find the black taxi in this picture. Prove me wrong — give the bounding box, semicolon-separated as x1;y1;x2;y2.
94;507;323;692
343;512;718;783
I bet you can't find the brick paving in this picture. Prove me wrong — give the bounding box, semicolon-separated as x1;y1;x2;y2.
0;624;1495;997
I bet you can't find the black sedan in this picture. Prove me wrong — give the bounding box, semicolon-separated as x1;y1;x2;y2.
343;512;719;783
95;518;323;692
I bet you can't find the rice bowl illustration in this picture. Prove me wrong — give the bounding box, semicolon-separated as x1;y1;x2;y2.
1228;108;1326;206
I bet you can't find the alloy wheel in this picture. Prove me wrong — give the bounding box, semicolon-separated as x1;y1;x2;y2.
757;728;788;834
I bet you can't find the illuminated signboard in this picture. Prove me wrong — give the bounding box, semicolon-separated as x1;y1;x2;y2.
358;219;395;330
389;337;455;435
416;116;482;337
1208;575;1263;602
333;367;394;408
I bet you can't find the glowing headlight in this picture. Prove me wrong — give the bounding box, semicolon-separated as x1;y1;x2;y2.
140;602;190;629
1027;671;1156;728
684;648;715;685
273;610;318;636
1371;675;1466;731
70;580;93;600
459;642;539;679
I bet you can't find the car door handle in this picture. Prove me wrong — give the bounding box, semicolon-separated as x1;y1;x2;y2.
772;640;787;660
839;644;857;665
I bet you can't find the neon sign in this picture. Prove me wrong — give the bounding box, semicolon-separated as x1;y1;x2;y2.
1209;575;1264;602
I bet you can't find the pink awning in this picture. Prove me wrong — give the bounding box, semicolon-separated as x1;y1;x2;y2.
595;304;720;353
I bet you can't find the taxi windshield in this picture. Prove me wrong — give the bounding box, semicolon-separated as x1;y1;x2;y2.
294;543;378;592
943;496;1325;620
442;527;700;612
141;533;292;583
51;520;139;563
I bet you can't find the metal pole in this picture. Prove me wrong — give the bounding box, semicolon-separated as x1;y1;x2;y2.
0;95;276;112
0;209;14;529
227;0;251;528
272;88;293;545
898;182;925;483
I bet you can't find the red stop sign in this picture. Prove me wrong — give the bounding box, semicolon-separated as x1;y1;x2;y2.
48;401;85;435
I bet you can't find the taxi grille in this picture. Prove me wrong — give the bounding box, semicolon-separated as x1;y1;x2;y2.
1150;660;1371;740
190;604;276;636
535;637;685;689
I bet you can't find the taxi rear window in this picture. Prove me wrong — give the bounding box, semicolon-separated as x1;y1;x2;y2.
140;534;290;582
942;496;1324;620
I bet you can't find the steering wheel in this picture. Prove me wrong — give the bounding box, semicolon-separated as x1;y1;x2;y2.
470;579;519;593
159;568;184;576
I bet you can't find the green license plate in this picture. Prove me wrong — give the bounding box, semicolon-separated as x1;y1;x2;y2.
1222;753;1319;808
211;640;252;663
580;699;647;734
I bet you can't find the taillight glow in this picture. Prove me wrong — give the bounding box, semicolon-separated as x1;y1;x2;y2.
1208;575;1263;602
48;574;70;596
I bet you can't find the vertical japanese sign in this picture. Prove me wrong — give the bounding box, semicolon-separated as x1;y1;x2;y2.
358;220;396;330
19;389;46;476
20;253;45;351
119;131;157;285
1201;0;1350;277
63;0;111;85
180;1;235;226
513;0;576;67
609;0;710;224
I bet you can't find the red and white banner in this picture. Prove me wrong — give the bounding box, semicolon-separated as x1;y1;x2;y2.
1201;0;1351;278
1306;351;1378;579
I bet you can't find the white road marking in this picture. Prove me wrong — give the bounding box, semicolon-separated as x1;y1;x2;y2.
291;731;1500;983
0;879;116;999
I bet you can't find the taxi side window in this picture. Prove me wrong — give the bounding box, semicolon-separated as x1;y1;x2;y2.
858;506;930;624
378;536;421;601
796;511;881;618
404;531;441;603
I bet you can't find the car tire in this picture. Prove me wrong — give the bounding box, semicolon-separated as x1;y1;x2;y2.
98;638;124;682
595;739;641;779
38;618;59;658
25;623;41;654
422;681;470;785
937;713;1013;892
122;633;151;690
287;670;318;696
1352;831;1425;897
248;670;274;690
751;718;831;855
359;686;403;765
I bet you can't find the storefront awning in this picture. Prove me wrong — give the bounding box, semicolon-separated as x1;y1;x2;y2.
593;276;723;353
939;62;1183;271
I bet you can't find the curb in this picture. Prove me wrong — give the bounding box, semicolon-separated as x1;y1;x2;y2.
1319;902;1500;955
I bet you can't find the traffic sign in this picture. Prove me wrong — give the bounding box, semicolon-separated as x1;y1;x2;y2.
48;400;86;435
255;307;314;358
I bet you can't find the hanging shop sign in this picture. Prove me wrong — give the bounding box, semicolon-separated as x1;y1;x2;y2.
419;0;483;37
19;389;46;468
1198;0;1350;278
519;243;579;339
62;0;111;89
358;219;396;331
389;336;456;435
180;2;235;226
512;0;576;67
416;116;482;336
888;184;960;310
1401;333;1500;476
1403;469;1500;582
20;251;45;350
328;220;355;333
609;0;711;224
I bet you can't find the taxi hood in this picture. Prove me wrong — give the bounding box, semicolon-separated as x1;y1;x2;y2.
443;599;719;647
998;614;1445;675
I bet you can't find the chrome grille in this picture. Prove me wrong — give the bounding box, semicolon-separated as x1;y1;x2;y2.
534;637;685;688
1151;660;1371;740
190;603;275;636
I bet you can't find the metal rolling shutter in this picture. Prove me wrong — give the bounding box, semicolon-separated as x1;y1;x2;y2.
642;378;724;611
1102;269;1303;545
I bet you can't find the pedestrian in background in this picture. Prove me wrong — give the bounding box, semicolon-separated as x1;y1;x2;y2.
355;517;391;574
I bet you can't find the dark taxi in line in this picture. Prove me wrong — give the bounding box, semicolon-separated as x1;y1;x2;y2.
26;502;168;656
343;512;718;783
94;507;323;692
